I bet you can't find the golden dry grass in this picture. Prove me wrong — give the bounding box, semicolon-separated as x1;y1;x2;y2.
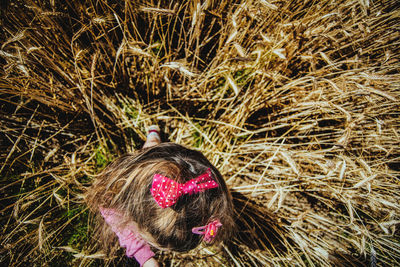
1;0;399;266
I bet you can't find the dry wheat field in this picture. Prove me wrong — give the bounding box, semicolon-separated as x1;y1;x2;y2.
1;0;399;266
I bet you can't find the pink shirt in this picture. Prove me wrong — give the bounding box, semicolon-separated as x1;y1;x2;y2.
99;207;155;266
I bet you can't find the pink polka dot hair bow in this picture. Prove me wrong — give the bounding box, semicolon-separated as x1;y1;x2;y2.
151;168;218;208
192;219;222;242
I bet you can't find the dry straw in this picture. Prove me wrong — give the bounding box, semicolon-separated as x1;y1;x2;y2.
1;0;399;266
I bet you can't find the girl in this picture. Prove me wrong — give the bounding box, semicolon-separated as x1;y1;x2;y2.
85;126;235;266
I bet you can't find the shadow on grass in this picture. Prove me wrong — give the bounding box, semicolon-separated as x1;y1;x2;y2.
230;191;288;251
228;191;371;266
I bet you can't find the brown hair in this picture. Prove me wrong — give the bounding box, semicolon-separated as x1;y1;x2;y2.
85;143;234;254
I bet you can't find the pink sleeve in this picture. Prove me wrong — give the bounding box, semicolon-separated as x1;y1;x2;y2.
130;244;155;266
100;207;155;266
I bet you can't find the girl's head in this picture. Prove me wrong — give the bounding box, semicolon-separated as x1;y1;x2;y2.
86;143;234;252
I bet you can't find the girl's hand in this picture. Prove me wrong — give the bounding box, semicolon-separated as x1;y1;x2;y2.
143;257;159;267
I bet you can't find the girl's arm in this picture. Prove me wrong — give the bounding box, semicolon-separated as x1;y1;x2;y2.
143;257;159;267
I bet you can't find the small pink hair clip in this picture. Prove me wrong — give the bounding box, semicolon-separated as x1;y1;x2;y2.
192;219;222;242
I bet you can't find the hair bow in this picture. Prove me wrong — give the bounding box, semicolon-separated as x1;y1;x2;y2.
192;219;222;242
151;168;218;208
